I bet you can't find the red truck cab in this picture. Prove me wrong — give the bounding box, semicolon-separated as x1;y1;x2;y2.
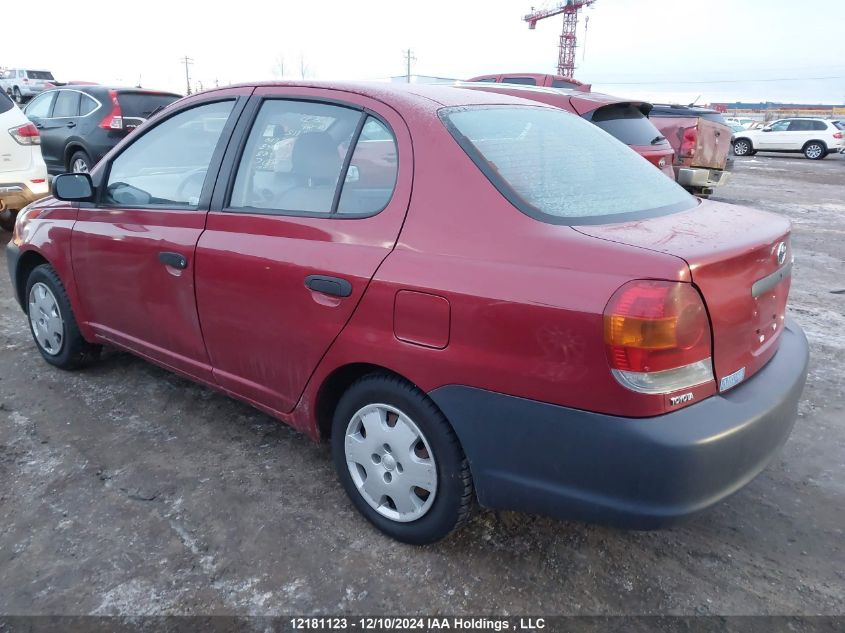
467;72;591;91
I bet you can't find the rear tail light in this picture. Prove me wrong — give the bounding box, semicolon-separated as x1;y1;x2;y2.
680;126;697;158
8;122;40;145
833;132;843;139
604;280;713;394
99;89;124;130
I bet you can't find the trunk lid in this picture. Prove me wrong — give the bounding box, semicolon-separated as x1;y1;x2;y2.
651;115;730;170
575;200;792;389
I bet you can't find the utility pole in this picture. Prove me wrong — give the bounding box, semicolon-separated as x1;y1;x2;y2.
403;49;416;83
180;56;194;95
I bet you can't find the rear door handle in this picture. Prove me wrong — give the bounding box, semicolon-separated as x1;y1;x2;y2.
305;274;352;297
158;251;188;270
66;121;76;128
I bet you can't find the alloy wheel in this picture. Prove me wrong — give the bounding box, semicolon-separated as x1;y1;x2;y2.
805;144;823;159
72;158;89;173
344;403;438;523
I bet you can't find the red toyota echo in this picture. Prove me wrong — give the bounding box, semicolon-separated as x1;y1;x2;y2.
6;82;809;544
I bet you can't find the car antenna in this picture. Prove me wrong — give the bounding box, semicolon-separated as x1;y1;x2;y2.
688;94;701;107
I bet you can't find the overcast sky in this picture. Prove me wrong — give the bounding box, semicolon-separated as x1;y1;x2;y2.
3;0;844;104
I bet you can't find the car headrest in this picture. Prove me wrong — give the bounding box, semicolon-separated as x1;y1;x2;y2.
291;131;340;183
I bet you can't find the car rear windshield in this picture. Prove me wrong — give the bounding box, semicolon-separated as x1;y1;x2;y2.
650;107;728;125
441;105;695;225
118;92;180;120
833;121;845;130
0;91;13;114
27;71;54;80
587;103;664;146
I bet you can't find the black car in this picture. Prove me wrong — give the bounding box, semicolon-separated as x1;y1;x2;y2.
22;85;181;174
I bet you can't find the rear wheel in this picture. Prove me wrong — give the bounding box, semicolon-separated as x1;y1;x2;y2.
0;208;16;232
25;264;101;369
733;138;753;156
803;141;826;160
331;373;473;544
69;150;92;173
13;87;23;104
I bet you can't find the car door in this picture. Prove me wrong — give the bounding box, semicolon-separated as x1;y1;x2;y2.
22;91;59;169
39;89;80;171
757;119;790;149
195;87;412;415
71;90;250;381
784;119;813;150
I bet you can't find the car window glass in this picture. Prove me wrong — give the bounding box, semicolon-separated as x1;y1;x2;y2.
787;120;808;131
79;94;99;116
229;99;363;215
589;104;662;145
552;79;579;89
769;121;789;131
52;91;80;118
25;92;56;118
337;117;398;215
442;105;695;223
502;77;537;85
0;91;13;114
104;100;235;208
833;121;844;131
813;120;828;131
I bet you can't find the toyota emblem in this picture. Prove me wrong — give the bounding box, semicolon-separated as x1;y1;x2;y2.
776;241;787;266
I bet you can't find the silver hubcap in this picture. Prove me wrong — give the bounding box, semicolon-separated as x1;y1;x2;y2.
344;403;437;523
28;282;64;356
72;158;88;173
806;145;822;158
736;141;748;155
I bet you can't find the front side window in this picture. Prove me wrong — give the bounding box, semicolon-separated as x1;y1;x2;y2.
769;120;790;131
25;92;56;118
442;105;695;224
52;91;80;118
229;100;397;216
104;100;235;208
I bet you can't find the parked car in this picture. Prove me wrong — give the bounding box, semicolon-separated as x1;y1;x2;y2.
459;82;675;178
23;86;181;174
0;91;49;231
648;104;732;196
732;118;845;160
724;116;754;129
1;69;56;103
6;82;808;544
467;72;591;91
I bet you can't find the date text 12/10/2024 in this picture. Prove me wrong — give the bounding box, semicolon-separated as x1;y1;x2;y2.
290;617;546;630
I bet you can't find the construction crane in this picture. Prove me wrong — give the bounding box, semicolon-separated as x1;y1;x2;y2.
524;1;596;79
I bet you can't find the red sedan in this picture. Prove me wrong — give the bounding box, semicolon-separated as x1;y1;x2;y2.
6;82;808;544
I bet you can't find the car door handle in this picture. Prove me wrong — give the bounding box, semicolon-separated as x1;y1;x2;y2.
34;122;43;129
304;275;352;297
66;121;76;128
158;251;188;270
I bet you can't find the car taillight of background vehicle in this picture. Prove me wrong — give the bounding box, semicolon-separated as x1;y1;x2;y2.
833;132;843;139
99;89;124;130
603;280;713;394
680;126;697;158
8;123;40;145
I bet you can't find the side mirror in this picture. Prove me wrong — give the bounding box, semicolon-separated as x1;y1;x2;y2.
762;127;772;132
53;173;94;202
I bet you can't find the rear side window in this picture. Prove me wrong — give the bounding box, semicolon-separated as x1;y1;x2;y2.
26;71;54;81
502;76;537;86
229;100;397;217
812;120;828;131
442;106;695;225
79;94;99;116
588;104;663;146
52;91;80;117
0;91;13;114
552;79;579;89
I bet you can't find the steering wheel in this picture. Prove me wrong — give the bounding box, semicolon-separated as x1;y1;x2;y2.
175;167;208;203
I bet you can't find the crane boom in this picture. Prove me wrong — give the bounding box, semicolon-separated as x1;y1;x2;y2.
524;0;596;79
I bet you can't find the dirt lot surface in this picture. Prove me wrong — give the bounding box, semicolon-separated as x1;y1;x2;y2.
1;153;843;618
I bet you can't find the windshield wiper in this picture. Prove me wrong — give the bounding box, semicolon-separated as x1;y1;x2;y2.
650;135;666;145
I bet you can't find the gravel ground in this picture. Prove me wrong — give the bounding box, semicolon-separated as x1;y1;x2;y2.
0;153;843;618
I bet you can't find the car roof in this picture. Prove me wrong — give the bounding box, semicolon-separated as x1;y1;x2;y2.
200;80;557;110
454;81;647;113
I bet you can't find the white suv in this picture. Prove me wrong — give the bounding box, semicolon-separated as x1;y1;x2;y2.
732;118;845;160
0;92;49;231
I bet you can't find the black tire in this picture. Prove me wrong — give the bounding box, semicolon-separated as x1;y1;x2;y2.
331;373;473;544
24;264;101;369
803;141;826;160
69;150;92;173
0;208;16;232
13;87;23;104
733;138;753;156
